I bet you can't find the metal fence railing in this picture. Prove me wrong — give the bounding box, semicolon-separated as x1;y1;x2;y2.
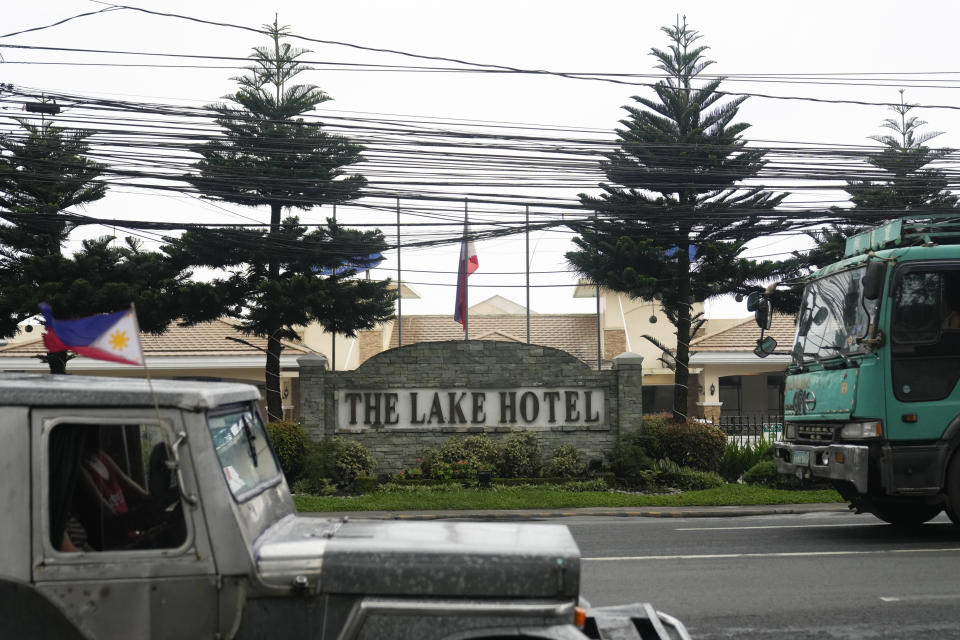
704;414;784;444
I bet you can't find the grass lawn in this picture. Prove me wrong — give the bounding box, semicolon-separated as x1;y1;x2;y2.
294;483;843;512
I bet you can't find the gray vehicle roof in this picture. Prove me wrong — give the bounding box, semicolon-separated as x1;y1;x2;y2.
0;373;260;410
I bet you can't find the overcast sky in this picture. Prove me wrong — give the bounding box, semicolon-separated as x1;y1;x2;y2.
4;1;960;318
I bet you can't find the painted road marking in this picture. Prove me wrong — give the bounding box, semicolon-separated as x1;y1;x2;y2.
880;594;960;603
675;523;881;531
582;547;960;562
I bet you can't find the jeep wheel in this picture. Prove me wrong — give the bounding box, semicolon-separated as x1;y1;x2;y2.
871;499;942;527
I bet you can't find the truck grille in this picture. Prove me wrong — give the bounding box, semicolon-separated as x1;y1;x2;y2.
792;423;837;442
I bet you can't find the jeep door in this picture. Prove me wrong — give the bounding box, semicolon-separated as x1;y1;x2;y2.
32;407;218;640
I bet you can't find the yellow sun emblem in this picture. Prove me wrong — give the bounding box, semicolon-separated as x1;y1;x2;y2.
108;330;129;351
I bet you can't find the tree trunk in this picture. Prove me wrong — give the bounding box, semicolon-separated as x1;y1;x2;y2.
44;351;69;375
265;332;283;422
672;233;692;423
264;201;284;423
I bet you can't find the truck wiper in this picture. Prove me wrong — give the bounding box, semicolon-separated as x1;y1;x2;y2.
808;346;854;368
241;415;259;467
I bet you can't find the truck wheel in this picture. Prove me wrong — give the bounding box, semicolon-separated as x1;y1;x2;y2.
871;500;942;527
946;452;960;526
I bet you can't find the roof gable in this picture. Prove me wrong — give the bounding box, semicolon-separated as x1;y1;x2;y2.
692;313;796;352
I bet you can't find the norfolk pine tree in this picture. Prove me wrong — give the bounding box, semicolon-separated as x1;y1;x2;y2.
178;20;394;420
0;119;206;373
568;19;798;421
802;90;958;270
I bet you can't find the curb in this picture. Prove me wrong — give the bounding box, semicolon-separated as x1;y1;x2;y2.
305;503;850;521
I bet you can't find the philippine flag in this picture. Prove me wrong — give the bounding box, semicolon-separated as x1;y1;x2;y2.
454;234;479;326
39;303;145;366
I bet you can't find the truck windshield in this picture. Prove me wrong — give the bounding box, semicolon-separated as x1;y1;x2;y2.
793;266;878;363
207;405;281;500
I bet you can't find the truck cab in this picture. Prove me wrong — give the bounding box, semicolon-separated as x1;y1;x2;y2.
767;215;960;526
0;373;688;639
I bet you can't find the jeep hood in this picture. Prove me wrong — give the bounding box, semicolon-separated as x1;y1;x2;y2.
255;515;580;599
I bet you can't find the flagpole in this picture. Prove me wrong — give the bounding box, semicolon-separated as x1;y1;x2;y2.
397;197;402;348
130;303;165;430
594;212;602;370
525;205;530;344
463;198;469;341
331;204;337;370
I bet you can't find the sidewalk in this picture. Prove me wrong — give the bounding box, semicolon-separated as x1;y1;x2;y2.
304;502;850;521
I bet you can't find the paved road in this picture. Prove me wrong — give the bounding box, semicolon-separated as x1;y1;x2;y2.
564;510;960;639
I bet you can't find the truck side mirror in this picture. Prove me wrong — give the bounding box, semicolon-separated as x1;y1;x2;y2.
755;299;772;330
746;291;762;312
862;261;885;301
754;335;777;358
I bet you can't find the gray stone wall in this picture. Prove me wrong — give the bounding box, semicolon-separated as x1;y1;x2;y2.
298;341;642;474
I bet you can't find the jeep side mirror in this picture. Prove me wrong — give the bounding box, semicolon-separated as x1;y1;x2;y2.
862;261;885;301
754;335;777;358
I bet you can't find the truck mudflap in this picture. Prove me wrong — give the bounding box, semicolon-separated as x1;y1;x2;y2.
774;442;870;493
583;603;691;640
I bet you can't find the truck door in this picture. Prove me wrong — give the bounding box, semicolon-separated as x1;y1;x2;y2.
884;265;960;489
32;408;218;640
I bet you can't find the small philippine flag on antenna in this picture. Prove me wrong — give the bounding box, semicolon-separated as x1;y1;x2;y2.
39;303;145;366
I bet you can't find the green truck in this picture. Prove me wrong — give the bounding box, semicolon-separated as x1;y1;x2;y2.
754;215;960;526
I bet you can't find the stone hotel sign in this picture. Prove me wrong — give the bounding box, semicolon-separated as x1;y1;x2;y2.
297;340;644;474
338;387;605;430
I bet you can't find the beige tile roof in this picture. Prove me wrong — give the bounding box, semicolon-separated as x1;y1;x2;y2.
692;313;796;352
0;318;314;357
390;314;601;364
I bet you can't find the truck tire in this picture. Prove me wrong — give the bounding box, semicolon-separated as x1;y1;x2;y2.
871;499;942;527
946;451;960;526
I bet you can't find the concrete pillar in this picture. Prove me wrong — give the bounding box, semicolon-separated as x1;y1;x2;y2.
613;352;644;434
296;354;328;440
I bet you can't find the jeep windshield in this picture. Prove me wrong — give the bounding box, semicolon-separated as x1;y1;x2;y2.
793;265;879;364
208;404;281;501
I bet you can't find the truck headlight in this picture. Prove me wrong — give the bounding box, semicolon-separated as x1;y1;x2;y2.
840;421;883;439
783;423;797;440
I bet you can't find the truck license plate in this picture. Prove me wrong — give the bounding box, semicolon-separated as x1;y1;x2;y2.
792;450;810;467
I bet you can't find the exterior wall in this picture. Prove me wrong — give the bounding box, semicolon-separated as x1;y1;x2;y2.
357;329;385;365
696;361;788;419
609;293;705;371
298;342;644;474
603;329;626;360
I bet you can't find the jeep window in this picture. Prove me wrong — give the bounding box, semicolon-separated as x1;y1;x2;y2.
208;405;280;501
50;423;187;552
890;268;960;402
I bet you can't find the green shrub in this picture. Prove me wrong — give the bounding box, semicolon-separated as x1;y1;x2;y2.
300;437;376;493
634;413;671;458
606;414;671;482
462;434;501;469
559;479;609;492
544;444;587;478
606;433;654;482
719;438;772;482
652;458;724;491
351;474;379;494
497;432;542;478
291;476;336;496
265;420;307;482
659;420;727;473
419;434;500;480
742;460;781;487
377;481;463;494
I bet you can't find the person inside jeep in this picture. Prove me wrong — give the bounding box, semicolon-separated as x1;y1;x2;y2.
50;424;186;552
